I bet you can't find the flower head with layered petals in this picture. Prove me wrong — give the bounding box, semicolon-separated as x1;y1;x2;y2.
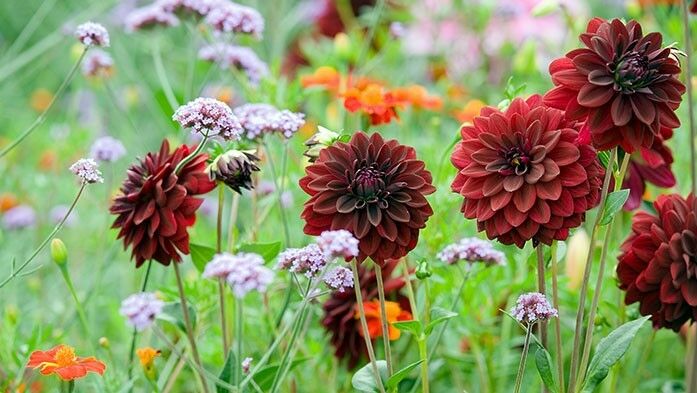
28;345;106;381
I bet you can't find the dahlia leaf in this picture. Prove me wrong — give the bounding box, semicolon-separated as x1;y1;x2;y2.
386;359;424;390
534;347;559;393
392;320;422;337
424;308;458;335
190;243;217;273
599;190;630;226
157;301;197;333
580;316;650;393
250;358;310;391
217;348;236;393
352;360;389;393
597;151;618;172
238;241;282;263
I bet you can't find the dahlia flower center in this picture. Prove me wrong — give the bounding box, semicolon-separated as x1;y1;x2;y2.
614;52;651;91
502;147;531;176
352;163;387;207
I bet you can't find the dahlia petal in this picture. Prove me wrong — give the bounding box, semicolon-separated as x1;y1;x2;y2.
630;95;656;125
503;176;524;192
336;195;357;213
134;200;156;225
543;86;577;111
681;281;697;306
529;200;551;224
513;185;536;212
367;204;382;226
490;190;513;211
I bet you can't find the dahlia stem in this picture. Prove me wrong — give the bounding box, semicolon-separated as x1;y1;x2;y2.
535;246;548;351
174;134;208;175
216;186;230;355
550;242;565;393
261;140;291;246
682;0;697;194
418;336;430;393
351;260;387;393
374;264;394;376
567;147;616;393
172;261;210;393
513;323;534;393
127;260;153;383
235;299;243;390
0;47;87;159
0;183;85;289
57;262;91;341
227;192;240;252
576;152;631;387
689;326;697;393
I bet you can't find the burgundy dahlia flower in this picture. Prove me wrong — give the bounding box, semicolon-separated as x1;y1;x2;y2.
544;18;685;152
110;140;215;267
617;193;697;330
321;260;408;369
450;95;604;247
299;132;435;265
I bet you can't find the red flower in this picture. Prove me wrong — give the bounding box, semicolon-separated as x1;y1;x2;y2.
617;193;697;330
450;95;604;247
27;345;106;381
300;132;435;265
322;260;409;369
110;140;215;267
544;18;684;152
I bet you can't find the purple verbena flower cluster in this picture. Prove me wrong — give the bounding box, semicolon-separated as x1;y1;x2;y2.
82;49;114;77
276;244;327;278
70;158;104;184
119;292;165;331
198;43;268;85
437;237;506;266
90;136;126;162
511;292;558;324
322;266;354;292
75;22;110;47
172;97;243;140
2;205;36;230
203;252;274;298
233;103;305;140
316;230;359;260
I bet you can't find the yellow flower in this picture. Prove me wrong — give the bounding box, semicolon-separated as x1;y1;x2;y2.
136;347;160;368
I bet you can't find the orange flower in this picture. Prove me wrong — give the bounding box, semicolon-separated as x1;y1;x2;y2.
355;300;412;340
343;83;399;125
392;85;443;111
38;150;57;172
136;347;161;368
0;193;19;213
30;89;53;112
453;99;486;124
301;66;341;93
27;345;106;381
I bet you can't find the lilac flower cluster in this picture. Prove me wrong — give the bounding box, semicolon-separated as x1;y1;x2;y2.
276;244;327;278
316;229;359;260
75;22;110;47
233;103;305;140
119;292;165;331
70;158;104;184
90;136;127;162
2;205;36;230
241;357;252;375
173;97;243;140
124;0;263;37
511;292;558;324
437;237;506;266
198;43;268;85
82;49;113;77
203;252;274;298
323;266;353;292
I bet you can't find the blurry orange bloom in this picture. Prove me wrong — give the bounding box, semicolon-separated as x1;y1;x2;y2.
301;66;341;92
344;83;399;125
0;193;19;213
136;347;161;368
38;150;57;172
355;300;412;340
30;89;53;112
392;85;443;111
454;99;486;124
27;345;106;381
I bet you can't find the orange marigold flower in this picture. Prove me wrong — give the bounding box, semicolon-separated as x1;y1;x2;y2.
343;83;399;125
136;347;161;368
0;192;19;213
355;300;412;340
301;66;341;92
392;85;443;111
27;345;106;381
453;99;486;124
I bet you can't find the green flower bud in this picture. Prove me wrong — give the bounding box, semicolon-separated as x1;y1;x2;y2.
415;260;432;280
304;126;340;162
50;238;68;266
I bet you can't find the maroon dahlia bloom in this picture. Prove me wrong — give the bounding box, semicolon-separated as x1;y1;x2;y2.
450;95;604;247
300;132;435;265
321;260;408;369
110;140;215;267
617;193;697;330
543;18;684;152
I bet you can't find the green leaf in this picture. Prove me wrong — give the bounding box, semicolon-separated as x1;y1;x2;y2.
597;151;618;172
157;301;197;332
190;243;216;273
580;316;650;393
535;347;559;393
385;360;424;390
251;358;310;391
217;349;236;393
392;320;422;336
238;241;282;263
424;307;458;335
352;360;389;393
599;190;630;226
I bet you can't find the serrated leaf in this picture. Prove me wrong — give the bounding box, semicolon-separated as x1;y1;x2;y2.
599;190;629;226
424;307;458;335
352;360;389;393
386;359;423;390
190;243;216;273
580;316;650;393
217;348;236;393
237;242;282;263
157;301;197;332
535;347;558;393
392;320;422;336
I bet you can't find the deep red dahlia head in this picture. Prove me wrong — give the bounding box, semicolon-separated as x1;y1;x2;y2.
623;127;676;210
450;95;604;248
110;140;215;267
617;193;697;331
321;260;408;369
543;18;685;153
300;132;435;265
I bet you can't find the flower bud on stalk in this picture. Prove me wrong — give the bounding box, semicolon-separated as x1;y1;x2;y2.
50;239;68;267
207;149;261;193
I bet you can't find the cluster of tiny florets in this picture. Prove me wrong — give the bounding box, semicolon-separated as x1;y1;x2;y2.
437;237;506;266
511;292;558;324
75;22;110;47
198;43;268;85
233;103;305;140
173;97;243;140
2;205;36;230
277;244;327;278
70;158;104;184
119;292;165;331
90;136;126;162
82;49;113;77
124;4;180;32
241;357;253;374
203;252;274;298
204;2;264;37
316;230;359;260
322;266;354;292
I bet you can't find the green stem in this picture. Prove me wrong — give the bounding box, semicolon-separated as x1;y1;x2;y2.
682;0;697;194
153;39;179;112
689;326;697;393
550;242;565;393
356;0;386;67
103;80;140;135
536;246;548;351
0;184;85;289
513;324;534;393
227;192;240;252
374;264;393;376
216;186;230;355
418;337;430;393
262;140;291;246
67;380;75;393
127;260;153;383
174;134;208;175
59;265;90;338
235;299;244;390
0;47;87;159
172;262;210;393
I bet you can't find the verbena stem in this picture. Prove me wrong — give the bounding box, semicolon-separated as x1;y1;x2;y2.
127;260;153;383
235;299;244;390
174;134;208;175
216;186;230;354
549;242;565;393
536;246;548;351
374;264;393;376
513;324;534;393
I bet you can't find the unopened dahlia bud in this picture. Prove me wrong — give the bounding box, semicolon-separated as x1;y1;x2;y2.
415;260;432;280
304;126;340;163
207;150;260;193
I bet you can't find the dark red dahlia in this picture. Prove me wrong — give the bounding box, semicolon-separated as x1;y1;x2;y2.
300;132;435;265
110;140;215;267
321;260;408;369
450;95;604;248
617;193;697;330
543;18;685;152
